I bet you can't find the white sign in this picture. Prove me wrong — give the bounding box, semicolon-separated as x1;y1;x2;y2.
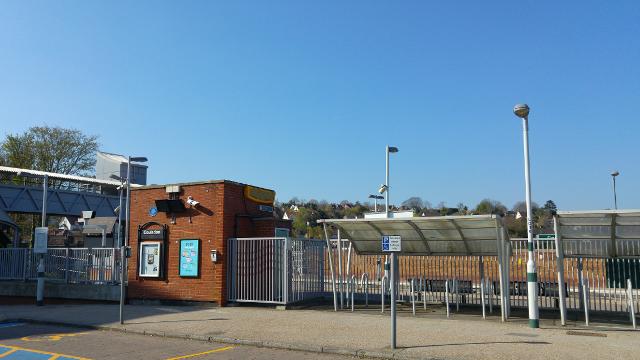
382;235;401;252
34;227;48;254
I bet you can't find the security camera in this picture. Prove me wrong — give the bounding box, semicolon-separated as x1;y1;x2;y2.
378;184;388;194
187;196;200;207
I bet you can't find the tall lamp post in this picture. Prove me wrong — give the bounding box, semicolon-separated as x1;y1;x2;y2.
368;194;384;212
513;104;539;329
385;145;399;348
611;171;620;210
118;156;148;325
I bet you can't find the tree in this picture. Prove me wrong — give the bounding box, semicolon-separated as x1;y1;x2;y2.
543;200;557;212
512;201;540;214
401;197;424;210
1;126;99;176
474;199;507;215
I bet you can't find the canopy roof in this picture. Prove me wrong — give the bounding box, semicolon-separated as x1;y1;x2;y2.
556;210;640;258
318;215;509;256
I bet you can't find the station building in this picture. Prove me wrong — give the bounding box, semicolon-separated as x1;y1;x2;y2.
127;180;290;306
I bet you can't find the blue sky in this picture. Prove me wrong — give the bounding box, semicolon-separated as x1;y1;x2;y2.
1;1;638;210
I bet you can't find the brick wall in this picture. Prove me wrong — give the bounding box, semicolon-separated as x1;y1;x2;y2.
127;181;289;306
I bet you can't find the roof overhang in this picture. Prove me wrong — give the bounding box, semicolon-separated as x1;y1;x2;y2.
555;210;640;258
318;215;510;256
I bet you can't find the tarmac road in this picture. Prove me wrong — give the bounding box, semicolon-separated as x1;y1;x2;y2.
0;322;354;360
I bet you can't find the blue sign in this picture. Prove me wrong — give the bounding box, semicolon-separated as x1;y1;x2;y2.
149;207;158;217
381;235;401;252
179;239;199;277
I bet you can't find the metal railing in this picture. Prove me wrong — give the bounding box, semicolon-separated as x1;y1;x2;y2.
327;239;640;315
227;237;325;305
0;248;120;284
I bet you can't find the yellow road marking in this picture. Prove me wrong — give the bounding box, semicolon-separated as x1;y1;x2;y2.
21;332;89;342
0;349;18;358
0;343;91;360
166;346;234;360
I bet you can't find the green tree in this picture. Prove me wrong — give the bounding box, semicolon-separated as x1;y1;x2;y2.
1;126;99;176
474;199;507;215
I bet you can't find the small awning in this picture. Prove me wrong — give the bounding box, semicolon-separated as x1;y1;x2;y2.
555;210;640;258
0;208;17;229
318;215;510;256
83;217;117;235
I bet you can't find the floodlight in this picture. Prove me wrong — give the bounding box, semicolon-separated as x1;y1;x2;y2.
378;184;388;194
388;146;399;153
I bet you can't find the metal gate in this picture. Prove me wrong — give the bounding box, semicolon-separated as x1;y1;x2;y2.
227;237;325;305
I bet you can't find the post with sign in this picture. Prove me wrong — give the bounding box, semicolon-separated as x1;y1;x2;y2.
383;235;401;349
34;227;48;306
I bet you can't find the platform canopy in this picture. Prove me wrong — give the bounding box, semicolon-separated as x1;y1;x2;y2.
318;214;510;256
555;210;640;259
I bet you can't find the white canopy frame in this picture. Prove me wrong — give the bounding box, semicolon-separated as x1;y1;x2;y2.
319;215;513;321
553;210;640;325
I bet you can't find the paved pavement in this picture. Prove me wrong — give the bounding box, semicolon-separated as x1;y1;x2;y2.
0;322;350;359
1;303;638;360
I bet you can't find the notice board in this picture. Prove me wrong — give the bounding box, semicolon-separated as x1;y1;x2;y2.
179;239;199;277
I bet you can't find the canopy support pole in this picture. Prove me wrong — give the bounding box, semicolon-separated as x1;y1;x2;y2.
553;216;567;326
337;229;344;309
323;223;338;311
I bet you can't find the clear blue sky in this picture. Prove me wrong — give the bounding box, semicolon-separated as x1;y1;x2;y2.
1;1;638;210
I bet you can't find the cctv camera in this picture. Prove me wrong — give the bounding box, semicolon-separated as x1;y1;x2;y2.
187;196;200;207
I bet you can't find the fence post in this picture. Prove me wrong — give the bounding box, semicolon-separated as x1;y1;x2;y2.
22;249;29;281
411;278;416;316
628;279;637;330
583;280;589;326
445;279;450;318
65;248;70;284
283;237;290;305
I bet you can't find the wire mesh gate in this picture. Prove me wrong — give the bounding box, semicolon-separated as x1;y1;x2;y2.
227;237;325;305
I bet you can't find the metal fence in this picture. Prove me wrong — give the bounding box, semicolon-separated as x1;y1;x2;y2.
0;248;120;284
227;237;325;305
327;238;640;315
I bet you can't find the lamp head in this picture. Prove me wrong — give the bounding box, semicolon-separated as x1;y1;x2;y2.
513;104;530;119
130;157;148;163
611;171;620;177
378;184;388;194
388;146;399;153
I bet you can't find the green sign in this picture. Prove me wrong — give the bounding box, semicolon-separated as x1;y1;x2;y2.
536;234;555;239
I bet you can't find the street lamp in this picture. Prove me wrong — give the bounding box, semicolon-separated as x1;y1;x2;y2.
513;104;539;329
119;156;148;325
368;194;384;212
385;145;399;349
611;171;620;210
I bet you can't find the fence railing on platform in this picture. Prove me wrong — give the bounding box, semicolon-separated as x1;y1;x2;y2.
0;248;120;284
327;238;640;314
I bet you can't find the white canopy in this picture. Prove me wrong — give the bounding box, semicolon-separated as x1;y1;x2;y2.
555;210;640;258
318;214;510;256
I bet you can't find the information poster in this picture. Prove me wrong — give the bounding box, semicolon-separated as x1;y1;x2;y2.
139;242;161;277
179;239;199;277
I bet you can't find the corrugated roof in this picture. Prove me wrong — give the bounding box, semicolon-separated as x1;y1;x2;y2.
0;166;121;187
318;215;510;256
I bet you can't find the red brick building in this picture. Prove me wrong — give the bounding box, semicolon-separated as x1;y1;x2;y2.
127;180;290;306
